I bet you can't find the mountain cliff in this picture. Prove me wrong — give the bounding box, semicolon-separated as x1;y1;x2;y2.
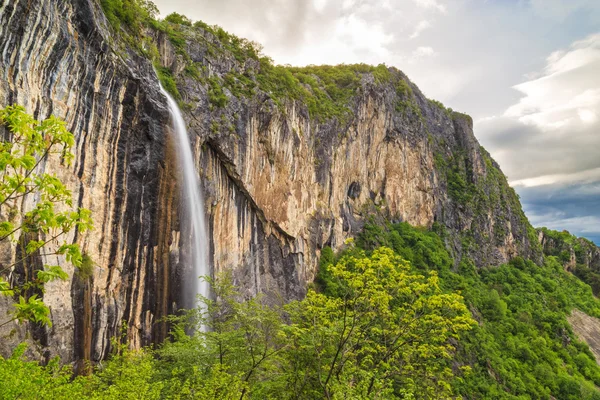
0;0;541;364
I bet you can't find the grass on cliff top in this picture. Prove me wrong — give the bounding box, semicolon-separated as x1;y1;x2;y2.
257;61;405;122
99;0;472;126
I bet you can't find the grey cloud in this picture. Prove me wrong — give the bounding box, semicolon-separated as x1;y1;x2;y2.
476;33;600;183
478;117;600;181
518;181;600;244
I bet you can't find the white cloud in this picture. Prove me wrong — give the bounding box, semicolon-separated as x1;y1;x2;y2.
511;167;600;188
283;14;393;66
412;46;436;57
409;20;431;39
503;34;600;131
478;32;600;186
411;0;446;13
313;0;328;13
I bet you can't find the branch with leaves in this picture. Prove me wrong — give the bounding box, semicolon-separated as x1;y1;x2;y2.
0;105;93;328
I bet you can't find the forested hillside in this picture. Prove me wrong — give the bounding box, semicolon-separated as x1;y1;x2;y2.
0;0;599;398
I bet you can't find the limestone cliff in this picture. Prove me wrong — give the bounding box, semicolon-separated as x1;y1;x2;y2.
0;0;541;364
537;228;600;272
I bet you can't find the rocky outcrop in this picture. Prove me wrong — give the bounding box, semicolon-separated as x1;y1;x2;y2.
538;228;600;272
0;0;541;364
568;309;600;364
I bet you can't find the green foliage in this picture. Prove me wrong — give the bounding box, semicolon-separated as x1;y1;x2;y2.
289;64;364;122
77;253;95;281
354;220;453;273
255;58;305;108
452;111;474;126
100;0;158;36
287;247;474;399
256;61;397;123
454;256;600;399
5;219;600;399
540;227;578;247
193;22;263;63
0;105;93;328
207;77;229;108
0;344;85;399
223;71;256;99
159;252;472;399
0;248;473;399
85;347;163;399
150;17;188;55
183;63;202;81
334;221;600;398
434;150;477;205
574;265;600;296
538;227;600;295
164;12;192;26
428;98;453;118
155;67;181;100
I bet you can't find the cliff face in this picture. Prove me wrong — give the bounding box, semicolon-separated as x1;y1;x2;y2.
0;0;541;364
538;228;600;272
0;0;177;363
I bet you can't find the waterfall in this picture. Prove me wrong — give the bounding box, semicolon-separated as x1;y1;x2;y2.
159;85;210;329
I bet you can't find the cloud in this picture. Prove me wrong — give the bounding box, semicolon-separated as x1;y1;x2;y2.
504;34;600;132
518;181;600;244
410;20;432;39
475;32;600;243
411;0;447;13
478;32;600;184
412;46;436;58
529;0;600;22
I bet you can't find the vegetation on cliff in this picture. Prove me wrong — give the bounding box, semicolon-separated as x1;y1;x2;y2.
0;244;474;399
538;227;600;296
353;221;600;399
3;221;600;398
0;2;595;399
99;0;422;124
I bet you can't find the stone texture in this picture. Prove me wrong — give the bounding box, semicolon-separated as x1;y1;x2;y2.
0;0;177;363
0;0;541;364
538;229;600;272
568;309;600;365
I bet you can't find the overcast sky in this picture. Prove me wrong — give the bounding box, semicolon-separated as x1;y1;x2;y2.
153;0;600;244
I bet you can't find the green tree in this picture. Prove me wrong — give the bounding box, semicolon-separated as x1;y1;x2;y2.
0;105;92;328
157;272;285;398
283;246;475;399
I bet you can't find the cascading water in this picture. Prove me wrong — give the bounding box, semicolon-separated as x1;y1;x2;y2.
159;84;210;329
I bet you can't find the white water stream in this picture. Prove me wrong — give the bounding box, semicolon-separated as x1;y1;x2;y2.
159;85;210;328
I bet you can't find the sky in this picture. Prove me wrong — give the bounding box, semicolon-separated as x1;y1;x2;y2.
153;0;600;244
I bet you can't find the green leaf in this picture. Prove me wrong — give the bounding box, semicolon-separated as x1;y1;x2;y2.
25;240;44;255
13;295;52;327
0;221;14;238
0;278;13;296
37;266;69;283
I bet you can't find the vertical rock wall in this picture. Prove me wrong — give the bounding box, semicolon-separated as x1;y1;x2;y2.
0;0;542;364
0;0;179;362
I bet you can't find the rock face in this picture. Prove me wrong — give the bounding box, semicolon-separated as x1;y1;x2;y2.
538;228;600;272
0;0;541;364
568;310;600;365
0;0;177;364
